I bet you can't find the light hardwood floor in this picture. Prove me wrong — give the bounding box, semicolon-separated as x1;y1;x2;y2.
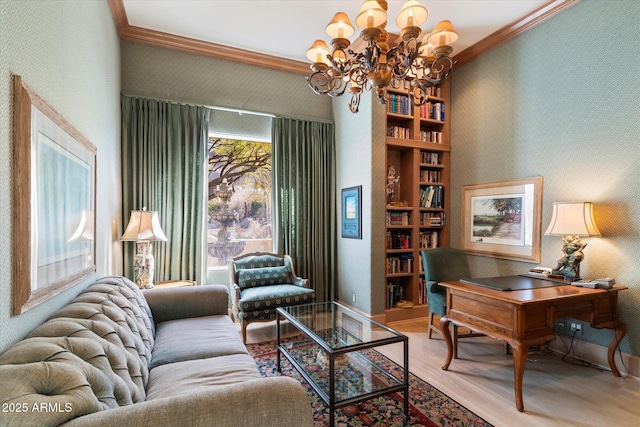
242;318;640;427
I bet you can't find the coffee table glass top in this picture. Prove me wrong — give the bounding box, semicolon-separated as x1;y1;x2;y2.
277;301;408;410
278;301;403;349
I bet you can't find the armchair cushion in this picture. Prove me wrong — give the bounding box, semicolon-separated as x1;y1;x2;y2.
237;266;292;289
238;284;315;321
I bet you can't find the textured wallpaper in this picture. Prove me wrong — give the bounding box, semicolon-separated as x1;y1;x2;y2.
334;90;388;316
121;41;332;123
450;0;640;354
0;0;121;353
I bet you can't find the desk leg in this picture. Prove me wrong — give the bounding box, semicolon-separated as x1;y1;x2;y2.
607;320;627;377
440;316;454;370
511;342;528;412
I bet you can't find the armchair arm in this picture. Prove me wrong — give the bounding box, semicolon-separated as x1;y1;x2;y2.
427;280;446;295
294;277;309;288
61;377;313;427
144;285;229;325
231;283;241;311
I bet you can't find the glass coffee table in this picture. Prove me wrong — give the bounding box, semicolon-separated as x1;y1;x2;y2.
276;302;409;426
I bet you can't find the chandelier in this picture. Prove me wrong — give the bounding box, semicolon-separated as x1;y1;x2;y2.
306;0;458;113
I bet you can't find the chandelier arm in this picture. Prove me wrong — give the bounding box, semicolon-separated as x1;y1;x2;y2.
426;56;456;82
307;71;348;98
348;92;361;113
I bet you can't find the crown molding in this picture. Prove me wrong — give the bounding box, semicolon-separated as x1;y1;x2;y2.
452;0;580;68
107;0;310;75
109;0;578;76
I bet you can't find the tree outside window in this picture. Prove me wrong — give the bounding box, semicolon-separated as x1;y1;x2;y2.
207;137;272;268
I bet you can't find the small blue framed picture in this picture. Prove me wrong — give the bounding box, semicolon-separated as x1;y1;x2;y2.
341;186;362;239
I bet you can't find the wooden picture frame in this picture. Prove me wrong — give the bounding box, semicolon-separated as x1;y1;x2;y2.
341;185;362;239
12;75;97;315
461;177;543;263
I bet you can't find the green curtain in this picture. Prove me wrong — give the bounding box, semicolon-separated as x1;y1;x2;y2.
271;117;336;302
121;95;210;284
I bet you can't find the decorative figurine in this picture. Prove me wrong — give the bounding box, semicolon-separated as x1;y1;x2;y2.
387;165;400;205
552;235;587;280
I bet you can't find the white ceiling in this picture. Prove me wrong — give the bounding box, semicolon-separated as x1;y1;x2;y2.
122;0;549;63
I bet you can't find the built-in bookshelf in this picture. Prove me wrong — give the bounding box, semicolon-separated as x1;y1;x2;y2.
384;79;450;323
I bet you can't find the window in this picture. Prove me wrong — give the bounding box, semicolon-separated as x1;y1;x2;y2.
207;137;272;269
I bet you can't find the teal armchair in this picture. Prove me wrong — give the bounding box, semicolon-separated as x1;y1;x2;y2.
421;247;482;358
230;252;315;343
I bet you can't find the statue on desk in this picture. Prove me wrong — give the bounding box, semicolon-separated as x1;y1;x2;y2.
552;235;587;280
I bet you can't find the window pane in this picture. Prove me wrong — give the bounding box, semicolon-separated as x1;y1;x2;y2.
208;137;273;269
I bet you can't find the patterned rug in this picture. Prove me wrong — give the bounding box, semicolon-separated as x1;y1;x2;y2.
247;339;493;427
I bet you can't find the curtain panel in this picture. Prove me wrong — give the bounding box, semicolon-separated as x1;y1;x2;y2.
272;117;336;302
121;95;210;284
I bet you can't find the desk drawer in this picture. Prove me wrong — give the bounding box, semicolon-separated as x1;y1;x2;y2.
448;290;515;338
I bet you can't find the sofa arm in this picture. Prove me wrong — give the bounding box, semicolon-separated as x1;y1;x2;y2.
144;285;229;325
61;377;313;427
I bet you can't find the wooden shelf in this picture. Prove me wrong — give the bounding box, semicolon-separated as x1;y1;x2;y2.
384;79;451;322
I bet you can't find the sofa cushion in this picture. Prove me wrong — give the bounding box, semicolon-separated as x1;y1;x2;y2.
150;315;248;369
237;265;293;289
146;354;261;400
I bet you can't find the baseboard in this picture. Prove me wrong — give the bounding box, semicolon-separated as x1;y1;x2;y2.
547;335;640;379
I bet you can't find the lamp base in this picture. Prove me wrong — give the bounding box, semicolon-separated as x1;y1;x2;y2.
133;241;156;289
551;235;587;281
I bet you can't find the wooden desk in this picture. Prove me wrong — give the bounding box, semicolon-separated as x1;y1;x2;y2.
439;279;627;412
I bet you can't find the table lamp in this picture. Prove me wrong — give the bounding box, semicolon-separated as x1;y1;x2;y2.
544;202;601;280
122;208;167;289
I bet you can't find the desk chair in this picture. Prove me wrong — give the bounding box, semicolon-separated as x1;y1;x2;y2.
421;247;484;358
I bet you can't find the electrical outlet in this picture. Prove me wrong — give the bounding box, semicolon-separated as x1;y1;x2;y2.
352;293;356;304
571;322;582;333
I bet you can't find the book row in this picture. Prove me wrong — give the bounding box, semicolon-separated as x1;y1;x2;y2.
386;94;411;115
386;282;406;309
420;169;440;183
420;211;445;227
419;231;438;249
386;254;414;274
386;232;411;250
387;125;410;139
420;151;441;165
388;277;429;307
419;102;445;121
386;211;410;226
419;185;444;208
420;130;443;143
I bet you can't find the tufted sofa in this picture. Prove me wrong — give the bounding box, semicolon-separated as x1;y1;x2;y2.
230;252;315;343
0;276;313;427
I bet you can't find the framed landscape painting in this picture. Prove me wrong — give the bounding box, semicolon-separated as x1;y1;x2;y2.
461;177;543;263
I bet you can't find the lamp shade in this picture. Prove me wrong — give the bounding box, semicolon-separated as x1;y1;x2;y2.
545;202;601;237
121;210;168;241
355;0;387;29
396;0;428;28
306;39;331;64
326;12;355;39
427;20;458;46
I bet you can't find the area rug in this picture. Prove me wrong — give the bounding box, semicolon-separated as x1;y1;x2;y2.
247;339;493;427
